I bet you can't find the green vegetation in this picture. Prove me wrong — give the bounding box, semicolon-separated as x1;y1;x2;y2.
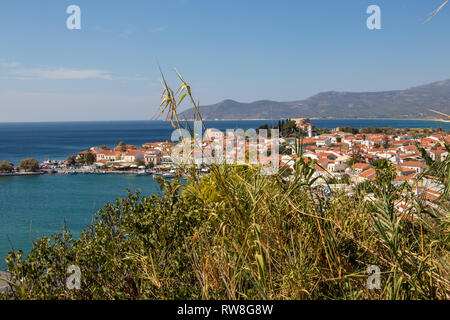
119;141;127;152
257;120;301;137
66;155;76;166
0;160;14;173
279;142;293;155
18;158;39;172
337;127;359;134
359;127;447;137
371;159;393;170
82;152;96;165
346;145;364;166
335;126;448;138
1;74;448;300
257;119;329;138
1;159;448;300
314;127;332;136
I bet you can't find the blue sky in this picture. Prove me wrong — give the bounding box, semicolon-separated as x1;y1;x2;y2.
0;0;449;122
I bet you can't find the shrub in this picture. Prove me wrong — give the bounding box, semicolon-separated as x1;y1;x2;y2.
18;158;39;172
0;160;14;173
1;162;448;300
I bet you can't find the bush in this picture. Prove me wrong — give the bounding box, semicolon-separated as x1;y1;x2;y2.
1;162;448;300
18;158;39;172
66;155;76;166
83;152;96;165
0;160;14;173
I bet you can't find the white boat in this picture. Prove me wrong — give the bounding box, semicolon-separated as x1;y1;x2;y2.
162;172;175;178
162;169;176;178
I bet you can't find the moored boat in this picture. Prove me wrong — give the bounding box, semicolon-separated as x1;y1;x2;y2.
137;170;151;176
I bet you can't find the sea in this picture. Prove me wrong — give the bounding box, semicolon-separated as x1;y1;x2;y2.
0;119;449;269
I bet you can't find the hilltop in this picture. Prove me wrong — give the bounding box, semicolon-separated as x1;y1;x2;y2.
179;79;450;120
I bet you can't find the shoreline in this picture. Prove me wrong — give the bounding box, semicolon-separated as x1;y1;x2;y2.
208;118;450;122
0;170;178;177
0;171;151;177
0;172;44;177
1;118;450;124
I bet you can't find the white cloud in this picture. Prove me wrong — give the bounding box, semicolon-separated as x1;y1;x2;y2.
0;60;20;68
119;27;136;39
150;26;167;33
10;68;113;80
4;66;148;82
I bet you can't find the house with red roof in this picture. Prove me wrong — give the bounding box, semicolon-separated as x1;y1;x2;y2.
351;163;371;174
96;150;121;162
400;161;427;174
123;150;144;163
358;168;376;182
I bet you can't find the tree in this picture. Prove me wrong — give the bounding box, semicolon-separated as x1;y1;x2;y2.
382;137;391;149
339;127;359;134
66;155;76;166
19;158;40;172
83;152;96;165
348;145;363;165
119;141;127;152
99;145;110;151
314;127;331;136
373;159;397;191
280;120;299;137
0;160;14;173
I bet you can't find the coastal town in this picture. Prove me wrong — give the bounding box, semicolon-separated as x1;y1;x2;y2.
1;119;449;207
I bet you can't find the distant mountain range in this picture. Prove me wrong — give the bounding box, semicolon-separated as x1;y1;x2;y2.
179;79;450;121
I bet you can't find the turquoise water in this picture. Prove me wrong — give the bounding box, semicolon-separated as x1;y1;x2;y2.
0;174;161;269
0;119;449;269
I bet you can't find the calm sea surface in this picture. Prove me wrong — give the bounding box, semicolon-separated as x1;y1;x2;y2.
0;119;449;268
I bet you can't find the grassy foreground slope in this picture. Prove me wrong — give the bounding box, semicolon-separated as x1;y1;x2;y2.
1;160;448;300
